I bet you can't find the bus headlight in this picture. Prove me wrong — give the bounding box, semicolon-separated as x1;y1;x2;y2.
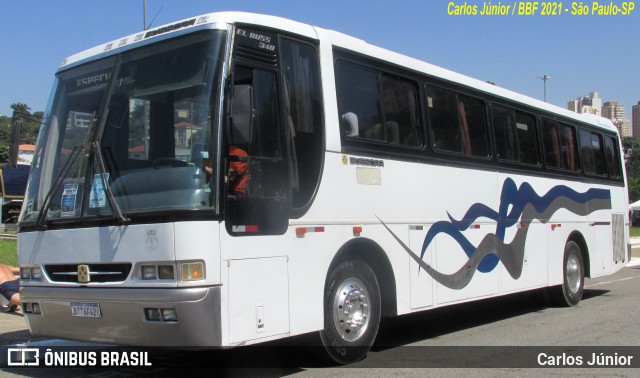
141;266;157;280
20;268;30;280
32;267;42;280
158;265;174;279
20;267;42;281
180;262;204;281
141;264;175;280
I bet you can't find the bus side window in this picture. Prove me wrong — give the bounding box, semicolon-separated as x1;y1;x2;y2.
542;120;579;172
335;62;382;143
514;111;539;165
579;129;606;176
380;75;420;146
493;106;516;161
458;95;488;157
426;86;462;153
280;37;324;213
335;60;420;147
426;85;488;157
492;105;539;165
560;124;579;171
591;133;606;176
604;136;622;179
542;119;561;169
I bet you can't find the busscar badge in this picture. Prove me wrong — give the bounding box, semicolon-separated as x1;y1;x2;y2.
146;229;158;250
77;264;90;283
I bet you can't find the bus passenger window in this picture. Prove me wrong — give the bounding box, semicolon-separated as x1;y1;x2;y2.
380;75;420;146
427;86;488;157
604;136;622;178
562;125;578;171
458;95;488;157
542;120;578;172
426;86;462;153
515;112;539;165
335;63;383;143
579;129;606;176
493;106;516;161
591;133;606;175
335;61;420;147
542;119;561;168
493;105;539;165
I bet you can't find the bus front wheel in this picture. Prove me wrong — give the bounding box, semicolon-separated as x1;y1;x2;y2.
319;259;381;364
550;240;584;307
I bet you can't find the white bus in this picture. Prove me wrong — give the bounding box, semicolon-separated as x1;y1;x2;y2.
16;12;629;364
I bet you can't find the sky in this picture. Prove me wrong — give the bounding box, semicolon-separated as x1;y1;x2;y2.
1;0;639;120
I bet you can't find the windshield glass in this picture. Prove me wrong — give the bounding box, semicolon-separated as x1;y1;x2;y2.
21;30;226;224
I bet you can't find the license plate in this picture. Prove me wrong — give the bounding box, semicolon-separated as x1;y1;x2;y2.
70;302;101;318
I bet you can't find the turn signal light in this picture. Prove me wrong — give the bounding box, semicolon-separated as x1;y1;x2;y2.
181;262;204;281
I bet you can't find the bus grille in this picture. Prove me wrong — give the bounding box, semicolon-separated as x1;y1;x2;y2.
44;263;132;283
612;214;625;263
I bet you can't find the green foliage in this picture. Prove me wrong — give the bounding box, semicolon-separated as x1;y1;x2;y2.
0;103;43;163
622;136;640;201
0;116;10;163
628;177;640;203
0;239;17;267
622;136;639;150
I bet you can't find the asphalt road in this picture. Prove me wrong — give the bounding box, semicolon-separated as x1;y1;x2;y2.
2;264;639;377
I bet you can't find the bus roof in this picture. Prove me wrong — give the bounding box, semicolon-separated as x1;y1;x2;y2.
58;12;318;71
58;11;618;135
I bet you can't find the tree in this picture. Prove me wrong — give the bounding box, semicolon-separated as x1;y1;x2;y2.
622;136;640;203
628;177;640;203
10;103;31;115
10;102;41;145
0;114;11;163
0;103;43;163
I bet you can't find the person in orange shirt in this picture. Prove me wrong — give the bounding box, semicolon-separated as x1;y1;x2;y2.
202;146;248;196
227;146;248;197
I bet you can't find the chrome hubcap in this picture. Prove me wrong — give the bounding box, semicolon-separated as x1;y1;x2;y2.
566;253;582;294
332;277;370;342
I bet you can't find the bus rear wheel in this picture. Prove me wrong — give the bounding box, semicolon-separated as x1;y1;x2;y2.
319;259;381;364
550;240;584;307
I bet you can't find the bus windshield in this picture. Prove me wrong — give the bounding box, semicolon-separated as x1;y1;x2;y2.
21;30;227;225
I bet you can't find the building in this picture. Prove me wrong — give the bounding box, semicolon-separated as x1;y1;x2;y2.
633;102;640;142
602;101;631;137
17;144;35;164
567;92;602;116
602;101;625;121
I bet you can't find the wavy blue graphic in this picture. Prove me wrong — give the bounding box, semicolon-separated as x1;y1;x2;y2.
381;178;612;290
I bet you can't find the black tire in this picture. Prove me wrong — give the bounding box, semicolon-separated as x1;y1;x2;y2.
319;259;381;364
549;240;584;307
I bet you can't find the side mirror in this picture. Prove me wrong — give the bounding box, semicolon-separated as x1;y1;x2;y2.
9;112;23;169
229;84;253;145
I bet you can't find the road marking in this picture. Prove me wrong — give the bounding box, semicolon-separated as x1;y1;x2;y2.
586;275;639;287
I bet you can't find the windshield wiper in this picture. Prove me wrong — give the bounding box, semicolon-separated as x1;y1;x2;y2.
35;143;86;228
92;140;129;225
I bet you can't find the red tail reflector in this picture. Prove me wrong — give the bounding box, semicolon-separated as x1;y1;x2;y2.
295;226;325;238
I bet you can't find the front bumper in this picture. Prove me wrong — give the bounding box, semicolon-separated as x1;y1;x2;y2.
21;285;222;347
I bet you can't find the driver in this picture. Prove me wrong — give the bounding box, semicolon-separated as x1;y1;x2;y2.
202;146;248;196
